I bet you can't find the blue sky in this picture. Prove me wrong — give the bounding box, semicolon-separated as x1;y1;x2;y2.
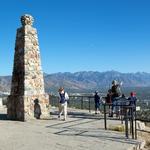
0;0;150;75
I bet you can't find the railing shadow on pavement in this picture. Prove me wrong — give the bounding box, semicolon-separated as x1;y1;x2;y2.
54;130;140;145
49;95;139;140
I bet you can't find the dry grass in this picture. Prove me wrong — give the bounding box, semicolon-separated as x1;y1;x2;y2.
108;124;125;132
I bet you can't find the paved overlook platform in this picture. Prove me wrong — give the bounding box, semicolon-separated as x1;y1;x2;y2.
0;107;144;150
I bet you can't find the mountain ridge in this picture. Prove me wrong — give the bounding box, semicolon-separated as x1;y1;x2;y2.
1;71;150;93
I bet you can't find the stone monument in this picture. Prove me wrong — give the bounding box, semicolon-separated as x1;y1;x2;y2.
7;14;50;121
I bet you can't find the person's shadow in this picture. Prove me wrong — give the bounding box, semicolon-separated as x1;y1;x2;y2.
34;99;41;119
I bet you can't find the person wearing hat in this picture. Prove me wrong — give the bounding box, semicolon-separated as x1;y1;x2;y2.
105;89;112;116
111;80;122;98
94;91;101;114
110;80;122;117
128;92;137;114
58;87;69;121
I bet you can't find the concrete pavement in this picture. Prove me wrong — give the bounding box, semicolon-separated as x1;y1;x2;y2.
0;107;144;150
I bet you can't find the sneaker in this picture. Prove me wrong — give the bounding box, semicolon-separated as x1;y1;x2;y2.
62;118;66;121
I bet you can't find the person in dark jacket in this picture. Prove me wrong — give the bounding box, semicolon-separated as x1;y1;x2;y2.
58;87;69;121
110;80;122;117
105;89;112;116
128;92;137;116
94;91;101;114
105;89;112;104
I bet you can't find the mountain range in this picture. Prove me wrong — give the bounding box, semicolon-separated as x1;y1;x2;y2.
1;71;150;93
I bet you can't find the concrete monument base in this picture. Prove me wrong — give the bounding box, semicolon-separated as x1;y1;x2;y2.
7;94;50;121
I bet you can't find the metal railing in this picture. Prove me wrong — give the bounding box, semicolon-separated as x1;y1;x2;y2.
49;95;95;112
50;95;139;139
1;94;148;139
103;102;137;139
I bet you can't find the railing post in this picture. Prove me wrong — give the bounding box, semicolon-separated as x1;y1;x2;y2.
131;106;134;139
89;97;91;113
134;102;137;139
104;103;107;130
121;103;123;124
81;96;83;109
125;106;129;138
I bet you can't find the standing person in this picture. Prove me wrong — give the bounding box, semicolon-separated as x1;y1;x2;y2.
58;87;69;121
128;92;137;107
105;89;112;104
110;80;122;117
128;92;137;115
105;89;112;116
94;91;101;114
111;80;121;98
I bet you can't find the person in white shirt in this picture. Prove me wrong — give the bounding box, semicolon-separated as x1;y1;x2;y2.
58;87;69;121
